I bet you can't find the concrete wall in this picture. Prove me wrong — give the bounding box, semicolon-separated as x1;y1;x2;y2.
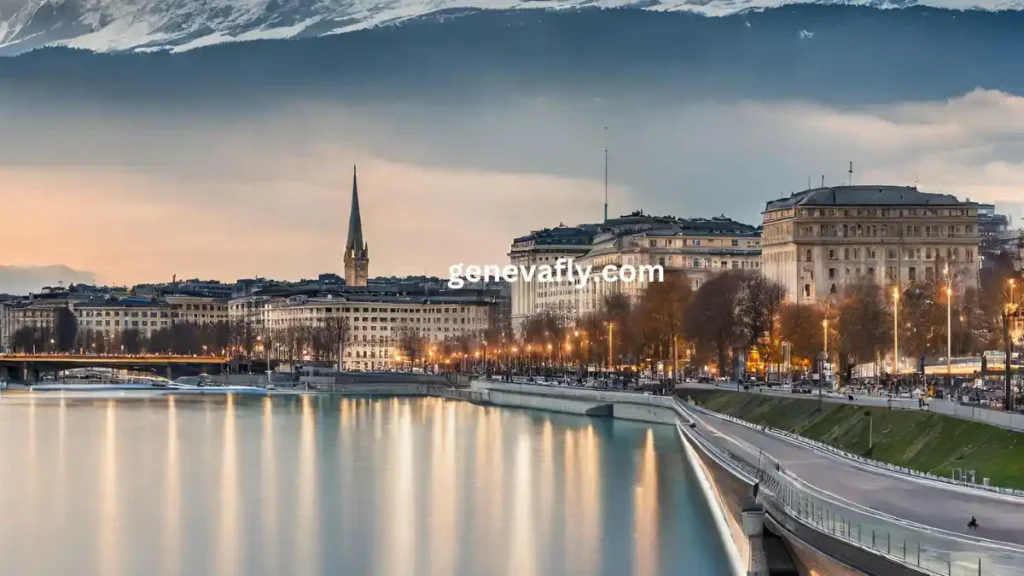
483;389;612;416
612;402;680;424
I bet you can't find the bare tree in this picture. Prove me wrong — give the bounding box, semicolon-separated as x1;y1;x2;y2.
119;328;144;354
54;306;78;352
779;302;824;365
837;281;891;368
397;327;427;370
736;273;786;370
636;271;694;377
686;271;744;378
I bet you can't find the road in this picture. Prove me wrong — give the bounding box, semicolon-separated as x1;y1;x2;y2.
685;405;1024;574
690;408;1024;543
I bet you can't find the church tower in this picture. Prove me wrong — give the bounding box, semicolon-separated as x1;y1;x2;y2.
344;165;369;287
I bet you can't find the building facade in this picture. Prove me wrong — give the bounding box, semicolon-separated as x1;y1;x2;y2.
230;289;498;371
510;212;762;329
71;298;172;340
761;185;981;304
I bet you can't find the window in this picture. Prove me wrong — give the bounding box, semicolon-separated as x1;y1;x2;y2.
731;239;739;247
828;268;836;280
909;267;917;282
803;284;811;298
805;249;812;262
649;240;657;247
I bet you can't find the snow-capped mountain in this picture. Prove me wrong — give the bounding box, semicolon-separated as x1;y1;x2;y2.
0;0;1021;55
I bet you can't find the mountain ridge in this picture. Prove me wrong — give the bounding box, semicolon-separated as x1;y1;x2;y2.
2;0;1023;55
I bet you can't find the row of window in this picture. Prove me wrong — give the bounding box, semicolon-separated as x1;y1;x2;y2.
808;247;975;263
645;237;759;248
797;207;974;219
799;223;975;239
81;319;170;328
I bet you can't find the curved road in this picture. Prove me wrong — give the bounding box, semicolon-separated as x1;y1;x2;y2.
690;409;1024;543
685;406;1024;575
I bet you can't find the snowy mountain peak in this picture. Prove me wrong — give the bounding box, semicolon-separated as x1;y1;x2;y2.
0;0;1022;55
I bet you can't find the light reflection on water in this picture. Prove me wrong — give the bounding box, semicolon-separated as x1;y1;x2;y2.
0;393;732;576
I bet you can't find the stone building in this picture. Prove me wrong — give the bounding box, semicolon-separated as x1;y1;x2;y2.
760;185;981;303
509;212;761;329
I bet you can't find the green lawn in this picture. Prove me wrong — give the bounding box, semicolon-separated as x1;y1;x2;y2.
680;389;1024;489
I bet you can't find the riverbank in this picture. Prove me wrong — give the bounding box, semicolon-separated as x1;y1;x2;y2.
683;389;1024;489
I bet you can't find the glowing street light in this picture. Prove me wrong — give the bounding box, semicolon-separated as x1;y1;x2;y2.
892;286;900;376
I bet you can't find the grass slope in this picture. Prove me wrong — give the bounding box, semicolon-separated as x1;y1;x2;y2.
682;389;1024;489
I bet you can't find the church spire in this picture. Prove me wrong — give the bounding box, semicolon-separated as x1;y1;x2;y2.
346;165;364;254
344;165;369;287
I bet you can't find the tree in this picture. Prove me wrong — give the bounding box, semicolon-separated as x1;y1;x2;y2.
12;326;38;353
836;281;891;368
170;322;201;355
149;327;172;353
230;319;256;357
321;316;349;367
736;273;786;369
54;306;78;352
397;327;427;370
780;302;824;364
520;311;563;345
119;328;144;354
636;271;694;377
686;271;744;377
900;280;945;359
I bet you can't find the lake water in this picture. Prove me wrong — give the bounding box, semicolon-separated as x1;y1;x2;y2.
0;393;732;576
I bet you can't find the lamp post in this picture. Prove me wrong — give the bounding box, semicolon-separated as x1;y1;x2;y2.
606;322;615;373
892;286;900;387
946;286;952;389
1006;279;1017;412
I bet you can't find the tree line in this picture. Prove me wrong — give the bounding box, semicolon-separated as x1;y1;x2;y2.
501;256;1020;379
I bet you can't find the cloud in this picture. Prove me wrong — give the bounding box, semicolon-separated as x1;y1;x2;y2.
1;88;1023;285
0;265;96;295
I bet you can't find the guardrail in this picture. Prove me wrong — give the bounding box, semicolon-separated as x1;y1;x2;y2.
685;402;1024;499
678;401;1002;575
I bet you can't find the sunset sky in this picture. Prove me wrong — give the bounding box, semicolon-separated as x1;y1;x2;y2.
4;86;1024;292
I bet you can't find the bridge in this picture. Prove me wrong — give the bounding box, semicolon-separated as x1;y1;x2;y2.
0;354;232;382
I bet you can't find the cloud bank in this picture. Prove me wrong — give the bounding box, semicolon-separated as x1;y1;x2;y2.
1;89;1022;286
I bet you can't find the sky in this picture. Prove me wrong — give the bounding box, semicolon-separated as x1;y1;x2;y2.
3;83;1024;291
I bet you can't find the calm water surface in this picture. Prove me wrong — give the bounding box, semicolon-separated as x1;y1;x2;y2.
0;393;731;576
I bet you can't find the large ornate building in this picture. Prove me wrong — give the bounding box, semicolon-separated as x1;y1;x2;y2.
760;185;981;303
344;166;370;287
509;212;762;329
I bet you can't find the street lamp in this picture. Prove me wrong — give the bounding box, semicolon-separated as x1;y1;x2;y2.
821;318;829;391
946;286;953;389
1005;278;1019;412
606;321;615;372
892;286;900;383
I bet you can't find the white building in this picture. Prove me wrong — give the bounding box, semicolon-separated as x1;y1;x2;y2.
761;185;981;303
164;295;229;325
510;212;762;329
71;298;172;340
233;290;497;371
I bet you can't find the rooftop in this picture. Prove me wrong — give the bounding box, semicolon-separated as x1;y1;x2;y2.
764;185;970;211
